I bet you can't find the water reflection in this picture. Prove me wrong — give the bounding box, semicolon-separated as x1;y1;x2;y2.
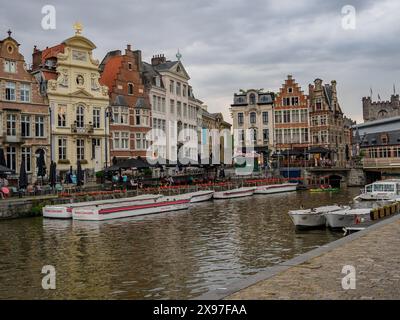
0;188;360;299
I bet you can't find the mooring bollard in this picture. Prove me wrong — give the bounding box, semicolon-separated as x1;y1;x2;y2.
379;207;385;219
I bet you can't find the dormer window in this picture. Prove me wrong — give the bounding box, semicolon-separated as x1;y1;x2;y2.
155;76;161;87
381;134;389;144
249;93;256;105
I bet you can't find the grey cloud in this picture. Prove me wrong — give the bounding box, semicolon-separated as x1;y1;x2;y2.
1;0;398;123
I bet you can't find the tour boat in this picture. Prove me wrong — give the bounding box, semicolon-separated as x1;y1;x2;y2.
186;190;215;203
72;194;192;221
213;187;256;199
288;205;350;229
42;194;162;219
254;183;298;194
354;179;400;201
324;208;372;229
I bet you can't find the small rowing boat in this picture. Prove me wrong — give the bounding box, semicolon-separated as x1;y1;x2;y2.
42;194;162;219
72;194;192;221
309;188;339;193
213;187;256;199
254;183;297;194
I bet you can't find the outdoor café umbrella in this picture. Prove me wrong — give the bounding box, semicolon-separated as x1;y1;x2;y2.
49;161;57;188
0;148;6;167
77;161;83;187
37;150;46;183
19;160;28;190
0;164;13;175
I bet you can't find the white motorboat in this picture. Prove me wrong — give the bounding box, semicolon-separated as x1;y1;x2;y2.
254;183;298;194
42;194;162;219
72;194;192;221
213;187;256;199
325;208;372;229
354;179;400;201
288;205;350;229
186;190;215;203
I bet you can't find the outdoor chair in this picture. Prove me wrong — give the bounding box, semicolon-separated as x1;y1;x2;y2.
26;185;35;196
55;184;63;193
10;186;18;196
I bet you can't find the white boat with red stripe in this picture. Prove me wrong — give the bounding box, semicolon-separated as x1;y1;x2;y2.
213;187;256;199
42;194;162;219
187;190;215;203
254;183;298;194
72;194;192;221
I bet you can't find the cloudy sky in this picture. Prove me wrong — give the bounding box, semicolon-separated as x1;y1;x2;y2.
1;0;399;124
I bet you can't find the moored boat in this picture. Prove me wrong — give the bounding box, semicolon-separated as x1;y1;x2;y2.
354;179;400;201
187;190;215;203
42;194;162;219
324;208;372;229
288;205;350;229
213;187;256;199
72;194;192;221
309;188;339;193
254;183;297;194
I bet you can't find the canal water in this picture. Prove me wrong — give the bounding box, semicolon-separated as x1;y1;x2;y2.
0;188;360;299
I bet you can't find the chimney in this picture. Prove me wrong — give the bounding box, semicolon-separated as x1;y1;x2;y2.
125;44;133;56
151;54;166;66
31;46;42;71
134;50;143;72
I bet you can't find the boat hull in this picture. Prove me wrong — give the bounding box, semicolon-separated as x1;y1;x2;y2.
356;193;396;201
288;213;326;228
213;187;255;199
42;194;162;219
189;191;215;203
288;205;350;229
325;209;371;229
73;198;191;221
255;183;297;194
42;206;72;219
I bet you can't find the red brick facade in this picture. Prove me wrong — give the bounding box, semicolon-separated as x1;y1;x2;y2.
0;31;50;180
274;75;309;151
100;45;151;159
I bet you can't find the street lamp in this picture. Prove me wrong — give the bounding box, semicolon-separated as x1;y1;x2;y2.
104;106;114;168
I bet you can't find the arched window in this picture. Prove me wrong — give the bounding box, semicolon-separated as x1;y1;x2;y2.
378;109;388;118
250;112;256;124
249;93;256;105
128;83;134;95
76;105;84;128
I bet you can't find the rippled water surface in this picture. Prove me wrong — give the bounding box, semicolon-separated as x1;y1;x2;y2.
0;188;360;299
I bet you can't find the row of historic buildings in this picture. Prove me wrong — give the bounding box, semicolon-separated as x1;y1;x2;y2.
0;26;230;181
230;75;355;166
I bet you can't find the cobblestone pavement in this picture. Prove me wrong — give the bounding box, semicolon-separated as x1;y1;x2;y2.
227;218;400;300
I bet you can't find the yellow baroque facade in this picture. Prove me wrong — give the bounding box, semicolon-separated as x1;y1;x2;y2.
43;30;109;174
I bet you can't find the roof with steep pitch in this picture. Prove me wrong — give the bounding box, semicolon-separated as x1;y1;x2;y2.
99;55;123;91
41;44;65;65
